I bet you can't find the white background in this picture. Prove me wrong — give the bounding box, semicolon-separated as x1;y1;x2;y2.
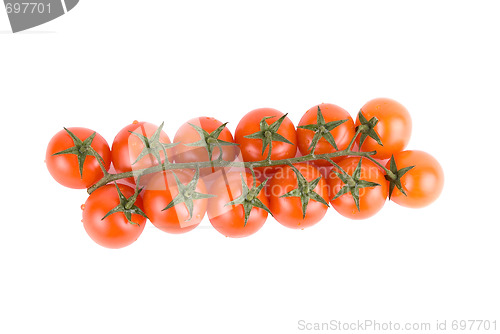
1;1;499;333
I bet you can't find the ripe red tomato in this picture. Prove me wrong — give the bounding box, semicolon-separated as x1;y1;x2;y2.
82;184;146;249
386;150;444;208
355;98;412;159
234;108;297;177
46;127;111;189
143;170;209;234
173;116;237;177
297;103;356;165
111;122;173;177
207;172;269;238
327;157;388;219
267;163;329;229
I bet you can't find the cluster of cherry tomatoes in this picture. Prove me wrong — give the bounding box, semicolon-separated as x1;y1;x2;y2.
46;98;444;249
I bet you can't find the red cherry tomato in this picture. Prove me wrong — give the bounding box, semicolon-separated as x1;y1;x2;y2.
355;98;412;159
173;116;237;178
327;157;388;219
297;103;356;166
207;172;269;238
82;184;146;249
268;163;329;229
46;127;111;189
387;150;444;208
235;108;297;177
111;122;173;183
143;170;209;234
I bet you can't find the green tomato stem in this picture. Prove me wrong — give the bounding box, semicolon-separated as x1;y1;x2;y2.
87;149;376;194
347;126;362;152
363;155;397;180
89;148;109;176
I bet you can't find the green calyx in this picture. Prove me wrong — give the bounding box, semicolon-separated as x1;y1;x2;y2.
224;173;272;226
102;182;148;226
357;111;383;149
129;122;178;166
185;122;239;161
280;163;329;219
385;155;415;200
244;114;293;156
162;168;215;221
297;106;348;154
53;128;106;179
331;158;381;211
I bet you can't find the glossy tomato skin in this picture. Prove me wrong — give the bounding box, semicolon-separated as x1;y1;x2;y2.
235;108;297;176
387;150;444;208
46;127;111;189
207;172;268;238
111;122;173;176
173;116;237;177
143;170;208;234
82;184;146;249
267;163;329;229
297;103;356;166
327;157;388;219
355;98;412;159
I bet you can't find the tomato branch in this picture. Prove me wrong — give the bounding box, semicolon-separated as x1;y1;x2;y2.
362;155;396;180
87;149;376;194
347;126;362;152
